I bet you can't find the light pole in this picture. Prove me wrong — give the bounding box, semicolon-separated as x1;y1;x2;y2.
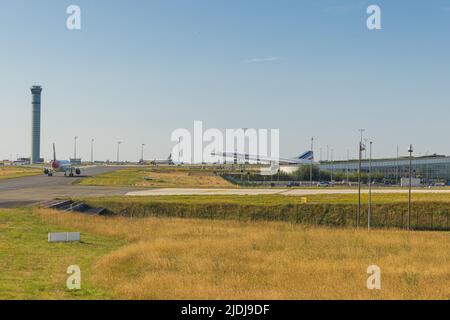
310;137;314;186
357;129;365;229
91;138;94;163
141;144;145;163
364;138;368;159
357;141;365;228
396;145;400;185
408;144;413;230
368;141;373;230
74;136;78;160
179;137;182;164
117;141;122;163
330;148;334;183
346;149;350;186
358;129;365;144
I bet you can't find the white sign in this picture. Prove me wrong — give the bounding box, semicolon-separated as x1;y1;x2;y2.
48;232;81;243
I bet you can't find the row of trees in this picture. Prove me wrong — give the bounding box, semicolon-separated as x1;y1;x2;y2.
288;165;385;183
226;165;385;183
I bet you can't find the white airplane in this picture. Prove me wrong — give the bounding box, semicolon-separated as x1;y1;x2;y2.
43;143;82;177
150;154;174;165
212;150;314;165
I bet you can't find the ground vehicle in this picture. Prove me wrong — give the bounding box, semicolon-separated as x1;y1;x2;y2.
317;181;331;187
287;182;300;187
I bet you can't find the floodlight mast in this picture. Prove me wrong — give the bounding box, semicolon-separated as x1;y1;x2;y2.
117;141;122;163
310;137;314;186
74;136;78;160
141;144;145;162
357;141;363;228
91;138;95;163
357;129;365;228
408;144;414;230
368;141;373;230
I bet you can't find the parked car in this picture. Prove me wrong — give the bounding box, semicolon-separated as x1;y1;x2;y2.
287;182;300;187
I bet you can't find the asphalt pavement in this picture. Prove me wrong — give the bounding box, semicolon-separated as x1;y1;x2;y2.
4;166;450;208
0;166;135;208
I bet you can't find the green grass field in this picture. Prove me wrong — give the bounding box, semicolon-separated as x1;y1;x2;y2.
80;192;450;205
0;208;124;299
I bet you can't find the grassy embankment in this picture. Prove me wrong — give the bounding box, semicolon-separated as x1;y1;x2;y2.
0;166;41;180
77;167;234;188
79;193;450;230
1;207;449;299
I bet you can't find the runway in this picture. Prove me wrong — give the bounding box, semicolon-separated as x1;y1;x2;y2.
3;166;450;208
0;166;135;208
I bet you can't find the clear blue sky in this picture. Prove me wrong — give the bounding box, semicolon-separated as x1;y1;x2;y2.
1;0;450;162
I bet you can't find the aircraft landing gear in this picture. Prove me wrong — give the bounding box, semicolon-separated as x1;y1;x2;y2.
67;168;74;177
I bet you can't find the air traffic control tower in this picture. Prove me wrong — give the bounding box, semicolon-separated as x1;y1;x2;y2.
30;85;42;164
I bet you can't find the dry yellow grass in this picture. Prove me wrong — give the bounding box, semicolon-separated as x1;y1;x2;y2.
36;209;450;300
0;166;40;179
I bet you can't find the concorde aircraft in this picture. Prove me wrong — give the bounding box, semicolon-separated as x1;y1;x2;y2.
43;143;81;177
211;150;314;165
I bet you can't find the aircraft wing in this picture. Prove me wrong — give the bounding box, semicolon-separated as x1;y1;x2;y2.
212;152;312;165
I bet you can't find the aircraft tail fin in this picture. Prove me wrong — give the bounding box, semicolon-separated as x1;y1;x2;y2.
53;143;56;162
296;150;314;160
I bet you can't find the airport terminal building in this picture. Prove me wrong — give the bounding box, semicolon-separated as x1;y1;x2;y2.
318;155;450;184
